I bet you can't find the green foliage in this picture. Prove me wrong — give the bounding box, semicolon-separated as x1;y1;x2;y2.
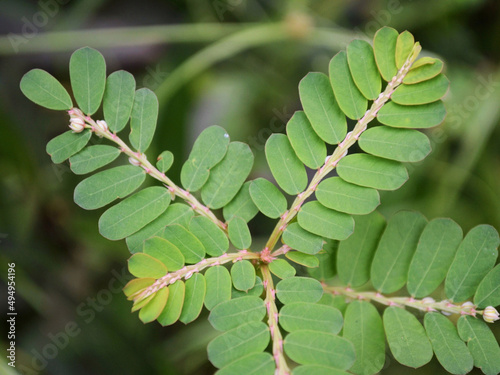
20;26;500;375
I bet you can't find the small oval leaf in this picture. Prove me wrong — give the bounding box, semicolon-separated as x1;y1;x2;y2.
283;222;324;255
162;224;206;264
143;236;184;272
20;69;72;110
157;280;185;326
231;260;256;292
222;181;259;223
179;273;206;324
249;178;287;219
204;266;232;311
69;145;120;175
189;216;228;257
279;302;343;334
297;201;354;241
276;277;323;304
392;74;449;105
377;101;446;128
103;70;136;132
347;39;382;100
228;217;252;250
46;130;92;164
373;27;399;82
128;253;168;278
129;88;159;152
209;295;266;331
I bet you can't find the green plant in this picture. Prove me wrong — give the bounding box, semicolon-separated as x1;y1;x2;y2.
20;26;500;375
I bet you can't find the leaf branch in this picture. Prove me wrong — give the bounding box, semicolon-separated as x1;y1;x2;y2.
264;43;422;255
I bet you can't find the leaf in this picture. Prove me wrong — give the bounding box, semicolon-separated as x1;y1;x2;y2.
373;27;399;82
404;58;444;84
201;142;254;209
297;201;354;240
181;126;230;191
395;31;415;69
143;236;184;272
292;365;349;375
227;217;252;250
125;204;193;253
231;260;255;291
337;154;408;191
204;266;232;311
445;224;499;302
343;300;385;375
279;302;343;334
189;216;228;257
139;287;168;324
370;211;427;293
315;177;380;215
103;70;136;132
284;330;355;369
392;74;449;105
232;276;263;299
69;47;106;115
128;253;168;278
209;296;266;331
299;73;347;144
123;278;155;299
286;111;327;169
69;145;120;175
383;307;433;368
358;127;431;162
475;264;500;308
129;88;159;152
99;186;171;240
407;218;463;298
20;69;73;110
249;178;287;219
337;211;386;288
156;150;174;173
265;134;307;195
283;222;324;255
131;294;154;312
222;181;259;223
307;240;339;281
157;280;185;326
377;101;446;128
179;273;206;324
46;130;92;164
207;321;270;369
162;224;206;264
276;277;323;304
424;313;473;375
347;39;381;100
318;293;347;314
329;51;367;120
216;353;274;375
74;165;145;210
458;315;500;375
269;259;296;279
286;252;319;268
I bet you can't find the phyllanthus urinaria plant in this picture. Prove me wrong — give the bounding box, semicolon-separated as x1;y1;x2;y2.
21;26;500;375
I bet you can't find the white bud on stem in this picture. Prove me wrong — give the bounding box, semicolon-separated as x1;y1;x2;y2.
483;306;499;323
128;157;141;167
95;120;109;133
69;117;85;132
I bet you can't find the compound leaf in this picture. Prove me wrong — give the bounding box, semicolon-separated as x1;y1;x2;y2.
99;186;171;240
231;260;255;292
202;142;254;209
157;281;185;326
265;134;307;195
373;26;399;82
143;236;184;272
347;39;381;100
46;130;92;164
407;218;463;298
276;277;323;304
69;47;106;115
20;69;73;110
370;211;427;293
337;211;386;288
383;307;433;368
343;300;385;375
337;154;408;191
445;225;499;303
279;302;343;334
162;224;205;264
283;222;324;255
458;315;500;375
103;70;136;132
424;313;473;375
209;296;266;331
189;216;228;257
316;177;380;215
179;273;206;324
286;111;327;169
69;145;120;175
359;126;431;162
284;330;355;369
298;201;354;241
299;72;347;144
129;88;158;152
204;266;232;311
377;101;446;128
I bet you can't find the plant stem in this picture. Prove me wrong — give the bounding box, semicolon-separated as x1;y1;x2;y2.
131;249;260;303
324;285;486;318
264;44;422;255
71;109;227;232
261;265;290;375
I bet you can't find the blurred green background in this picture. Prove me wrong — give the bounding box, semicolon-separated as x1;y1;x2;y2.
1;0;500;374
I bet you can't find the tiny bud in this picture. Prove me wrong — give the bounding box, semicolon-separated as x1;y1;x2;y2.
95;120;109;133
69;118;85;132
461;301;475;311
422;297;435;304
129;157;141;167
483;306;500;323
